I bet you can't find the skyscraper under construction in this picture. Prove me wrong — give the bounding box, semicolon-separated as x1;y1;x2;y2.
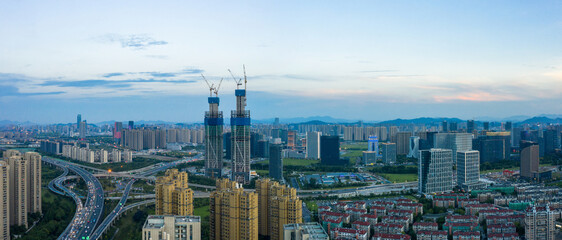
203;76;224;178
229;67;251;184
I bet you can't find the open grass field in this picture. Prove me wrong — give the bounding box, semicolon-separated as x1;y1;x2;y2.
380;173;418;183
101;205;155;240
257;158;320;166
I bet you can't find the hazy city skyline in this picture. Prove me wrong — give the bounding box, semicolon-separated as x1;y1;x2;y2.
1;1;562;123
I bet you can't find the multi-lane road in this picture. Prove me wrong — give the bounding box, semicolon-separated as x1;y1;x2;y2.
89;179;135;240
44;156;195;240
44;157;105;240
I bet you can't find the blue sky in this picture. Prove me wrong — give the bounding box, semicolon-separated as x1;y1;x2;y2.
1;1;561;123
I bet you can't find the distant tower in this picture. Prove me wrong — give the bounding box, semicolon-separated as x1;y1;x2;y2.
407;136;420;159
202;75;224;178
76;114;81;128
128;121;134;130
368;135;379;153
229;67;251;184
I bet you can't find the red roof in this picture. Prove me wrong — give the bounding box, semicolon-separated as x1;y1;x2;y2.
382;216;409;221
352;221;371;226
324;212;350;217
465;203;496;208
324;218;343;224
444;222;478;227
332;227;367;235
372;233;411;240
417;230;447;236
452;231;480;236
375;223;405;228
488;233;519;237
488;223;515;229
397;202;423;207
388;209;414;215
413;222;438;227
361;214;377;219
371;206;386;210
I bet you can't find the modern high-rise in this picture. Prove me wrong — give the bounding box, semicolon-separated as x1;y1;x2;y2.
457;150;480;190
520;141;539;179
24;152;41;214
128;120;134;130
155;169;193;216
256;179;302;240
79;121;87;139
7;154;27;228
205;95;224;178
76;114;81;128
483;122;490;131
418;149;453;194
306;132;321;159
210;178;258;240
466;120;475;134
407;136;420;159
525;205;555;240
142;215;201;240
320;136;342;165
433;133;472;165
380;143;396;164
543;129;560;154
0;161;9;240
269;144;283;181
395;132;412;155
231;86;252;184
367;135;379;153
113;122;123;141
442;120;448;132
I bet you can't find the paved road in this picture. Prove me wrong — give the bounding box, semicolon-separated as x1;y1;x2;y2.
90;179;135;240
43;157;105;240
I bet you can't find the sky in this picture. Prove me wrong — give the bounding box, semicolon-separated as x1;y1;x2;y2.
1;1;562;124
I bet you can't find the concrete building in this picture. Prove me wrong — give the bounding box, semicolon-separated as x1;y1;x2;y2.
381;143;396;164
520;142;539;179
204;96;224;178
0;161;9;240
419;149;453;194
525;205;555;240
231;87;252;184
407;136;420;159
362;151;377;165
320;136;343;165
269;144;283;181
283;222;329;240
79;120;87;139
24;152;41;214
395;132;412;155
210;178;258;240
142;215;201;240
457;151;480;190
256;179;302;240
433;133;472;165
306;132;321;159
155;169;193;216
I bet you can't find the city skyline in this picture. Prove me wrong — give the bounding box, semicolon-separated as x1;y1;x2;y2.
1;1;562;123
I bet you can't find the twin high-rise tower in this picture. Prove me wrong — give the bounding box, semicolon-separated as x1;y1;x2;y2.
204;67;252;184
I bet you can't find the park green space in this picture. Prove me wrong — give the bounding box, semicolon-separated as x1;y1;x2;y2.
17;164;76;240
380;173;418;183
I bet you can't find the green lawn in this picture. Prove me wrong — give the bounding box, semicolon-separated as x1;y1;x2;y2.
341;142;368;151
303;200;318;212
380;173;418;183
258;158;320;166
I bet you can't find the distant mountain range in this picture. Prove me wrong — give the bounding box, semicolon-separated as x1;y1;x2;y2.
2;114;562;126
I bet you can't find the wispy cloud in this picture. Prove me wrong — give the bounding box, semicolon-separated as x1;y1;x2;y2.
103;72;124;78
0;85;64;97
97;34;168;50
